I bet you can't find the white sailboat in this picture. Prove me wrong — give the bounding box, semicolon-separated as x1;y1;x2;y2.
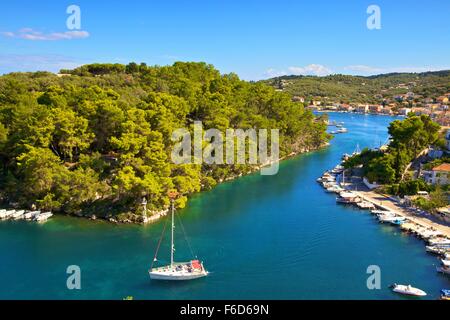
149;192;208;281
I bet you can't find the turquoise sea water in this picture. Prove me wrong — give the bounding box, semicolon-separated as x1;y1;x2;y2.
0;112;448;299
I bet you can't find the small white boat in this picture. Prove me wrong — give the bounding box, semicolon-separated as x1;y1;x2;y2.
378;215;405;223
390;284;427;297
337;127;348;133
426;246;450;255
419;230;442;239
23;211;40;220
331;166;344;174
326;185;344;193
318;175;335;183
370;209;391;215
356;201;375;210
11;210;25;220
336;192;361;204
323;182;337;189
3;210;16;219
429;238;450;246
34;212;53;222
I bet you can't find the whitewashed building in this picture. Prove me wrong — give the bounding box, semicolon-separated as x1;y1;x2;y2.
423;163;450;185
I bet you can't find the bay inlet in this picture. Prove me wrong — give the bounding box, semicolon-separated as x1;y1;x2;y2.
0;113;448;299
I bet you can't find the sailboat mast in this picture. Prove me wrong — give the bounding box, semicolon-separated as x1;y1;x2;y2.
170;200;175;266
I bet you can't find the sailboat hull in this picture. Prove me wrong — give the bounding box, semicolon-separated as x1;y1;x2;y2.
149;261;208;281
149;271;208;280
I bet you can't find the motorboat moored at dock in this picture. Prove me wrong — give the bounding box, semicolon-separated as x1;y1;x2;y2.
356;201;375;210
11;210;25;220
336;191;361;204
34;212;53;222
23;211;40;220
428;237;450;246
326;185;345;193
426;245;450;255
378;214;406;224
2;210;16;219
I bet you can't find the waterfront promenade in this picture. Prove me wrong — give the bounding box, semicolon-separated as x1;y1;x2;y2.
353;189;450;238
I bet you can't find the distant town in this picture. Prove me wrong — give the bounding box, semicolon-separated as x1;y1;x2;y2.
265;71;450;126
306;91;450;126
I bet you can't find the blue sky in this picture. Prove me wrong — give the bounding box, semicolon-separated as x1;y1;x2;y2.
0;0;449;80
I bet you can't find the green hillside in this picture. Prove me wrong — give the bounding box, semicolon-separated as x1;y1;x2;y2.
262;71;450;104
0;62;329;220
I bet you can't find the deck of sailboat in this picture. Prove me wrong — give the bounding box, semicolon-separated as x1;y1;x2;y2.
149;261;208;280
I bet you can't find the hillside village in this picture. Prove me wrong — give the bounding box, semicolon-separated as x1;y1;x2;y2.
265;71;450;126
308;91;450;126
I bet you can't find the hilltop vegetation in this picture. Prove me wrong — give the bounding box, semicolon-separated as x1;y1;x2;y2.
262;71;450;104
0;62;329;220
344;114;441;184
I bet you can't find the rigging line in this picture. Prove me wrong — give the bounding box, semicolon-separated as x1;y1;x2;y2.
176;211;196;259
150;212;169;269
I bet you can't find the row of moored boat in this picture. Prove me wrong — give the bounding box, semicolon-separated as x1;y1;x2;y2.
0;209;53;223
319;161;450;298
327;121;348;134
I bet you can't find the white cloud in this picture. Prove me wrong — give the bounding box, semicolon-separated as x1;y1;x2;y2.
1;29;89;41
0;54;85;74
287;64;332;76
0;31;15;38
263;64;332;78
264;68;287;78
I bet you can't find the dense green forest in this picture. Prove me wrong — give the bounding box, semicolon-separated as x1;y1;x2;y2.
262;71;450;104
0;62;329;221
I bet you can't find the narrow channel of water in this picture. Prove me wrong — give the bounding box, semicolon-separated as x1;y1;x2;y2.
0;112;447;299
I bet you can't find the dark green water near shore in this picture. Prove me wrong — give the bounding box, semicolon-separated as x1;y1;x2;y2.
0;113;448;299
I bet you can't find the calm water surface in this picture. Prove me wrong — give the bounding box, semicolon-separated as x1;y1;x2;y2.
0;113;448;299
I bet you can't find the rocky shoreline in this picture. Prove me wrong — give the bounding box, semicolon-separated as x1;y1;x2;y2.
62;142;330;225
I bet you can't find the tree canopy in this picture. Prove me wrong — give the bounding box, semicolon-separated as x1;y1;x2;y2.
0;62;329;219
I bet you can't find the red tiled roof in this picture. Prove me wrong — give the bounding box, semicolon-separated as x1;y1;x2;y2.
432;163;450;172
